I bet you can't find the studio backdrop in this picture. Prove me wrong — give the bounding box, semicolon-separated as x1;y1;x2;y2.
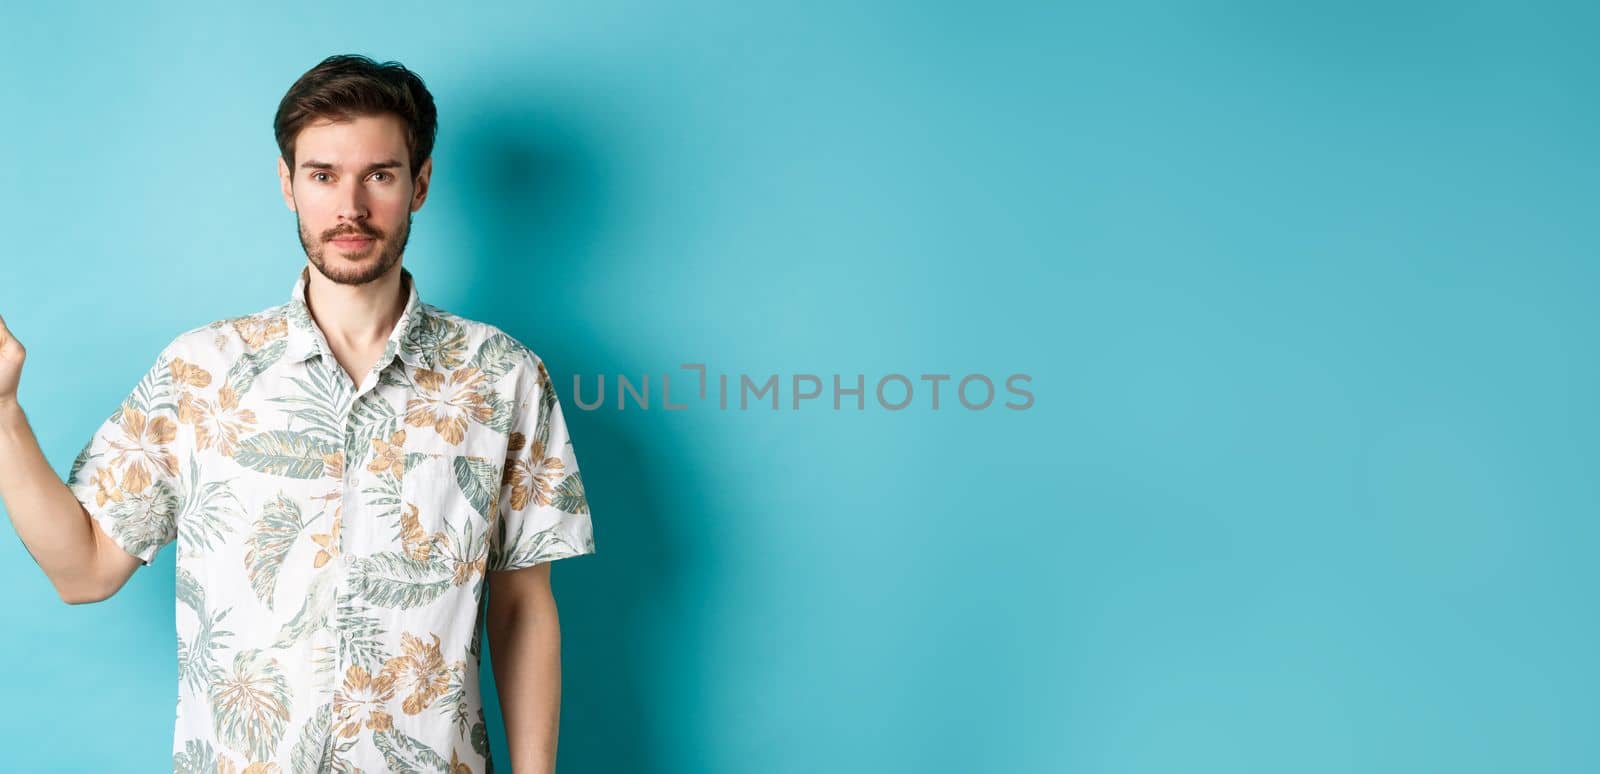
1;1;1595;772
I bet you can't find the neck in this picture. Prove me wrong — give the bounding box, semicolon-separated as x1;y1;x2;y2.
303;262;407;353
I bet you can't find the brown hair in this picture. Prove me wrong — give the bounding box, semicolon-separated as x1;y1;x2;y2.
274;54;438;177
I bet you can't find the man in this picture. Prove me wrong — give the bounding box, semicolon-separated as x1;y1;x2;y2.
0;54;595;773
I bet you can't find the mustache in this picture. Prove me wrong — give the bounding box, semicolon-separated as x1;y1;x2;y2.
324;226;381;240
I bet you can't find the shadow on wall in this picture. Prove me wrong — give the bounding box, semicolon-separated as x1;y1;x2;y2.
447;94;699;774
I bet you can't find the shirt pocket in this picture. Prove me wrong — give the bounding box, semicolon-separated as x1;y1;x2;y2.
397;451;496;587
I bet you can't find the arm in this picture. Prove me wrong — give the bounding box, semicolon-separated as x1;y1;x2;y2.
486;561;563;774
0;315;141;604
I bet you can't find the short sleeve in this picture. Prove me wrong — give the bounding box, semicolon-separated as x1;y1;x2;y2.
488;355;595;572
63;345;185;566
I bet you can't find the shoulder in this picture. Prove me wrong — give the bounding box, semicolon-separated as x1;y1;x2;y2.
159;301;293;367
409;304;552;394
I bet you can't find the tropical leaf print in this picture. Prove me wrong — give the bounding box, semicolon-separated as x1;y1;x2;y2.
482;388;515;434
552;470;589;514
378;365;413;390
472;711;490;757
244;494;307;608
333;596;388;674
103;479;181;558
491;521;579;571
125;354;179;417
405;312;469;371
533;359;558;449
351;551;453;609
289;700;333;773
271;366;347;444
65;437;94;486
443;519;487;591
176;566;206;615
209;649;292;762
177;566;235;691
468;331;522;382
176;454;243;553
68;268;598;772
226;338;287;398
273;570;338;647
373;726;451;774
403;451;432;477
439;658;472;739
452;455;500;523
173;738;218;774
232;430;338;479
346;392;400;472
362;470;406;523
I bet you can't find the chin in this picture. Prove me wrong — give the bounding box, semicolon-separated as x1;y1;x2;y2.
320;251;403;286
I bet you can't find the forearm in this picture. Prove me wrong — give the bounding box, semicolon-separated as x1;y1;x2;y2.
487;592;563;774
0;399;102;601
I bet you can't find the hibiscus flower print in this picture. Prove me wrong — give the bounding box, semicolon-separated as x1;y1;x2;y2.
169;357;213;389
230;314;287;350
367;428;407;479
62;266;598;772
399;503;444;562
310;506;342;569
106;406;179;494
502;431;564;510
178;385;258;457
91;466;123;507
381;632;458;716
404;367;493;445
332;664;397;739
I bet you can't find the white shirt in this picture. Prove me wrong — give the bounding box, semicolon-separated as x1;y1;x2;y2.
66;265;595;772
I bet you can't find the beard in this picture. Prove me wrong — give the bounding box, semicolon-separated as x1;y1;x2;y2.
298;211;412;286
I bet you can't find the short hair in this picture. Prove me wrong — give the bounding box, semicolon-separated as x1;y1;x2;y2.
273;54;438;177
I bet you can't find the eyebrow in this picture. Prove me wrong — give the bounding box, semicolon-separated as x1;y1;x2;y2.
298;159;405;174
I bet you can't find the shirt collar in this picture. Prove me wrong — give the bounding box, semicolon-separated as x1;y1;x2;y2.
284;264;427;370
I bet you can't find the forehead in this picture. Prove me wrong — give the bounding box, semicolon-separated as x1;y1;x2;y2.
293;113;409;167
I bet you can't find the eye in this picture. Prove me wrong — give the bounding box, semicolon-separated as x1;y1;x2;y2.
312;172;331;183
371;171;391;182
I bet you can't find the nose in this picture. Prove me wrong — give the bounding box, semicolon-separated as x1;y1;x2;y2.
335;178;369;225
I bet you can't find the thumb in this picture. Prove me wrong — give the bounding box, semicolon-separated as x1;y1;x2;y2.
0;314;22;359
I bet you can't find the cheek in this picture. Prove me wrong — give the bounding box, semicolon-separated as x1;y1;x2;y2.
373;195;415;224
292;188;336;216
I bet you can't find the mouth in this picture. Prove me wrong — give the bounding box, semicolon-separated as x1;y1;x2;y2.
329;236;375;251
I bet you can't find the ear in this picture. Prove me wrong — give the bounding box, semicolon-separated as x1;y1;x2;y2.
410;156;433;212
277;156;296;213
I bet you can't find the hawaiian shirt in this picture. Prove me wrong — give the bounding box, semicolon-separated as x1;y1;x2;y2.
64;265;596;773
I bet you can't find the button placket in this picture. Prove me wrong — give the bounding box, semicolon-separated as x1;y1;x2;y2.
312;355;354;765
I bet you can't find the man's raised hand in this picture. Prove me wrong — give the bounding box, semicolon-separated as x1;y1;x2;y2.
0;314;24;405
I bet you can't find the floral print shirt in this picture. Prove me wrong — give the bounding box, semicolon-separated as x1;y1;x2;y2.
64;265;596;773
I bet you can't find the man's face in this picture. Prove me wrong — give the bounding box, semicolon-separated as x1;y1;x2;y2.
277;113;432;286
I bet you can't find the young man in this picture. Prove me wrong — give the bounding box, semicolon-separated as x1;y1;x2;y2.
0;54;595;773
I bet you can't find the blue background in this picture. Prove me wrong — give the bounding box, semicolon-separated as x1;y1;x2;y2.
1;1;1595;772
